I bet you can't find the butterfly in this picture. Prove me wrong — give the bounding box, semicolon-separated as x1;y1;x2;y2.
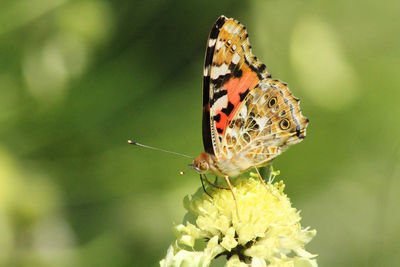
191;16;308;193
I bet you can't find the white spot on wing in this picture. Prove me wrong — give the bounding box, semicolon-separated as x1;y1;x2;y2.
232;25;241;35
208;38;216;47
259;94;266;105
203;66;209;76
257;117;269;128
230;131;238;139
211;95;228;112
260;81;270;91
238;105;247;118
244;52;252;64
216;39;224;50
211;63;230;79
226;24;235;33
232;53;240;64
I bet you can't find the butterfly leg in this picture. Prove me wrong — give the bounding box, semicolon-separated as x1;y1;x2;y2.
223;176;240;220
254;167;279;199
200;174;213;198
254;166;269;191
203;174;229;190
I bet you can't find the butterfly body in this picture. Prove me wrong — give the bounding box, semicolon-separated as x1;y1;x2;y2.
192;16;308;178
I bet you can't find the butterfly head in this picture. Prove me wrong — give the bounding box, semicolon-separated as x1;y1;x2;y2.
190;152;216;174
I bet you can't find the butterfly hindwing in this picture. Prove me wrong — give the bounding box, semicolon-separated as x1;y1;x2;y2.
202;16;270;158
221;79;309;167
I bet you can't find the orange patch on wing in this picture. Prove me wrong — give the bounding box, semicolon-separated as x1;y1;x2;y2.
215;67;259;135
225;67;258;105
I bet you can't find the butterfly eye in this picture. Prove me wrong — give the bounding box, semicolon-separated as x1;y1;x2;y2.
268;97;277;108
280;118;290;130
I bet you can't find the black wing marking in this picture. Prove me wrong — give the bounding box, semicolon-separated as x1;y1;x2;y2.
202;16;227;155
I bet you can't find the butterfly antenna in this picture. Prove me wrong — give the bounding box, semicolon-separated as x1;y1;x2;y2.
128;140;193;159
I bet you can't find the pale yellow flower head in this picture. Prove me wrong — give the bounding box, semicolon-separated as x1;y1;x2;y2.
160;174;317;267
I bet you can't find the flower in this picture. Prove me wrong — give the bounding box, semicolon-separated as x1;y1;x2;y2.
160;174;317;267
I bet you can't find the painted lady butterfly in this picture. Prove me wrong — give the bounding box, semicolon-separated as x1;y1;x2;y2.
191;16;308;189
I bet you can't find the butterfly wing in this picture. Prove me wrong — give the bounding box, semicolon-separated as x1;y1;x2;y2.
202;16;270;157
222;79;308;168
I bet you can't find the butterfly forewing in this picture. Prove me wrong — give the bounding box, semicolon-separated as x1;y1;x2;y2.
202;16;270;158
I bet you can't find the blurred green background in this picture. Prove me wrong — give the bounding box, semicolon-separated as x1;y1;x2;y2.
1;0;399;266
